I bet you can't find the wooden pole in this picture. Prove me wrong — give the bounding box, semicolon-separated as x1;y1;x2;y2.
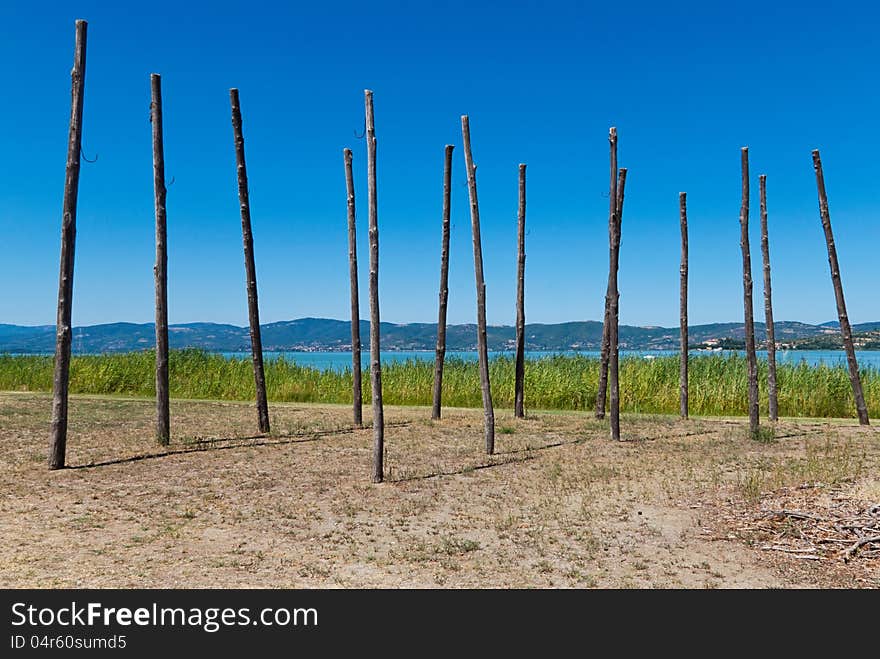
366;90;385;481
150;73;170;446
431;145;454;420
812;150;870;425
344;148;363;428
608;128;625;441
230;88;270;434
759;175;778;422
679;192;688;420
739;147;760;437
49;19;87;470
514;163;527;419
461;115;495;454
596;167;626;420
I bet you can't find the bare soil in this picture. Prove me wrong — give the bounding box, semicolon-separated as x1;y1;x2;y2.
1;391;878;588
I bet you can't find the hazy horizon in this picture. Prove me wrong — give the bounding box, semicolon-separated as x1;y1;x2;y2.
0;315;868;330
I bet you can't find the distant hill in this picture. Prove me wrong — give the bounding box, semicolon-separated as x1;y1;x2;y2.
818;321;880;332
2;317;878;353
778;329;880;351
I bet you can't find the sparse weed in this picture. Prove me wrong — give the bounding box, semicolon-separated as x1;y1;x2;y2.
438;536;480;555
752;426;776;443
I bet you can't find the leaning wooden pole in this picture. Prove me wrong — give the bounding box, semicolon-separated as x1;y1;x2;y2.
461;115;495;454
514;163;527;419
679;192;689;420
150;73;170;446
230;88;270;434
759;175;778;422
596;167;626;420
366;90;386;481
812;150;870;425
739;147;760;437
49;19;87;470
431;145;454;420
344;148;363;428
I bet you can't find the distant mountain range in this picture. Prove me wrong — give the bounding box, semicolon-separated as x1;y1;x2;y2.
2;317;879;353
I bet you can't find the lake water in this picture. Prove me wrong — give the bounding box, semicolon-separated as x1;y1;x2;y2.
220;349;880;372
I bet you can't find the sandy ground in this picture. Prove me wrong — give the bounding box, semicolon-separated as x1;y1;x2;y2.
1;391;878;588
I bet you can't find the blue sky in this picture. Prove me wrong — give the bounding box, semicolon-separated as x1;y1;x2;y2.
1;0;878;328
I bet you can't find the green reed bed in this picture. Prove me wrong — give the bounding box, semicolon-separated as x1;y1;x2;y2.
0;350;876;419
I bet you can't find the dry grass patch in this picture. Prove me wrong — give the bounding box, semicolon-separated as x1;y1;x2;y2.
1;392;878;588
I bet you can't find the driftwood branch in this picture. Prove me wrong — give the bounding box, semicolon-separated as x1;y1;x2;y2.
842;536;880;563
731;488;880;565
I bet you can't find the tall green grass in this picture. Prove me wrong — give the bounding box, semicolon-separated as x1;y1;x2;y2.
0;350;876;418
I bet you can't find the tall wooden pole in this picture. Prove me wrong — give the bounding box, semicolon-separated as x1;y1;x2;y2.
607;128;624;442
230;88;270;434
759;175;778;422
150;73;170;446
49;19;87;470
514;163;527;419
679;192;689;420
739;147;760;437
431;145;454;420
366;90;386;481
812;150;870;425
596;167;626;420
461;115;495;454
344;148;363;428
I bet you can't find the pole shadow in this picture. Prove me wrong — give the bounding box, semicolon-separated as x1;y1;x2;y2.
387;451;538;484
65;420;411;470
